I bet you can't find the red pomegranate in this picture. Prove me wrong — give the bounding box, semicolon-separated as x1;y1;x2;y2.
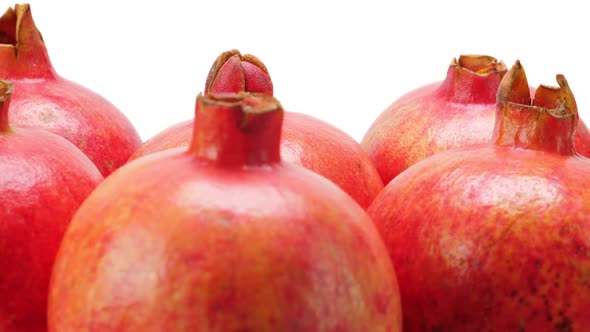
368;61;590;331
130;49;383;209
0;4;141;176
0;80;103;331
48;93;402;331
361;55;590;185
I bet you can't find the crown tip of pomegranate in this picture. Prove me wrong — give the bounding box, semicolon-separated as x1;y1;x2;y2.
535;73;577;119
556;74;568;89
453;54;506;76
497;59;531;108
14;3;31;16
220;49;243;60
242;53;270;75
205;49;273;96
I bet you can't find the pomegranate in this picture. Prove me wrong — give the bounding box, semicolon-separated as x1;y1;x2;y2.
368;61;590;331
361;55;590;185
0;80;103;331
130;49;384;209
48;93;402;331
0;4;141;176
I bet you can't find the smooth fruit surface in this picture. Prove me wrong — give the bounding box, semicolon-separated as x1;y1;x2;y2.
0;80;103;331
7;79;142;175
368;62;590;331
370;145;590;331
361;55;590;184
49;93;402;331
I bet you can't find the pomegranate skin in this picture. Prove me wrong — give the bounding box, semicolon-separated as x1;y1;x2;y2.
128;119;193;159
0;4;141;176
48;94;402;331
8;78;142;176
130;49;384;209
368;62;590;331
130;112;384;209
369;146;590;331
280;112;384;209
0;82;103;331
361;55;590;185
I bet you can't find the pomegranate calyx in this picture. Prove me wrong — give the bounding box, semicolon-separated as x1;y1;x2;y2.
190;92;283;166
496;60;532;107
0;4;44;49
455;55;507;76
204;49;273;95
437;54;507;103
0;3;55;79
494;61;577;155
0;79;13;132
534;74;577;120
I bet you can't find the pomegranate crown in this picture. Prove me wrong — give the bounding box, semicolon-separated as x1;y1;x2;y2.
190;92;284;167
437;54;507;103
451;55;507;75
494;60;578;155
204;49;274;96
0;3;55;79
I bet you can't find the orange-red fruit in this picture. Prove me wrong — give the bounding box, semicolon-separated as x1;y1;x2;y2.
48;93;402;331
368;61;590;331
0;4;141;176
131;112;384;209
130;49;383;209
361;55;590;185
0;80;103;331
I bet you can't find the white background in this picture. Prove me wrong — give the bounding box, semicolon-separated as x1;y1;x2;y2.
19;1;590;142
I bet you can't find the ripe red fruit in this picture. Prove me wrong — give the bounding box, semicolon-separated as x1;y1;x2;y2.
368;61;590;331
0;80;102;331
130;49;383;209
0;4;141;176
48;93;402;331
361;55;590;185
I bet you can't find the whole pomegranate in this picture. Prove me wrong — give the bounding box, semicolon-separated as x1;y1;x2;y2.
0;4;141;176
130;49;383;209
0;80;103;331
48;93;402;331
368;61;590;331
361;55;590;185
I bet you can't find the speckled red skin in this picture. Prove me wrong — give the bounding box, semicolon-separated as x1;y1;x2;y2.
0;82;103;331
367;62;590;331
369;146;590;331
130;112;384;209
130;49;384;209
0;4;141;176
361;55;590;185
48;94;402;331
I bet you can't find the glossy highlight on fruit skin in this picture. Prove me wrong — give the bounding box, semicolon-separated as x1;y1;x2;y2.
361;55;590;185
131;111;384;209
368;61;590;331
0;80;103;331
130;49;384;209
49;93;402;331
0;4;141;176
